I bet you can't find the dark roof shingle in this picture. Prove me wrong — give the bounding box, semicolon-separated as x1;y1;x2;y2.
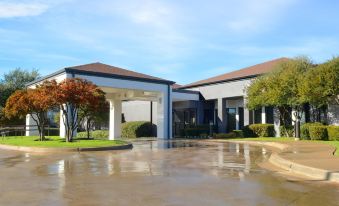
66;62;174;84
179;57;289;88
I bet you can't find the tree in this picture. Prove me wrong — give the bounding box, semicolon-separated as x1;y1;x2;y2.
4;81;58;141
0;68;40;125
275;58;313;137
78;92;107;139
246;75;271;110
55;78;106;142
301;57;339;108
246;57;313;138
246;67;292;132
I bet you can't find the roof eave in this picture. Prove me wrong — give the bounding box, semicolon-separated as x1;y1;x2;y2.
25;69;66;87
179;74;260;89
66;68;175;85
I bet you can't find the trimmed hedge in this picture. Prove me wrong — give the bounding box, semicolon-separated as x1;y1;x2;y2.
77;130;109;139
327;126;339;141
182;124;217;137
121;121;154;138
233;130;244;138
184;127;209;137
309;126;328;140
243;125;255;137
214;132;237;139
301;122;323;140
248;124;275;137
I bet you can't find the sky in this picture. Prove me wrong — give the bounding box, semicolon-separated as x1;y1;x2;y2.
0;0;338;85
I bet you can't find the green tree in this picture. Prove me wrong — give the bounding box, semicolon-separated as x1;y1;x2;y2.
0;68;40;125
246;57;313;137
301;57;339;108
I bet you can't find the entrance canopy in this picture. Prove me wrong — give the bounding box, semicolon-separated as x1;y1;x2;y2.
26;62;175;140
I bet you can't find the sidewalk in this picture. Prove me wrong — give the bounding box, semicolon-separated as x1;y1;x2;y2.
210;139;339;182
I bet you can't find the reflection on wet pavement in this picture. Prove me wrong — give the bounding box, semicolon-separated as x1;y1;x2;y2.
0;140;338;206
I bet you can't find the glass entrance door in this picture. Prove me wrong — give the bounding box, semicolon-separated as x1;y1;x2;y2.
227;108;236;132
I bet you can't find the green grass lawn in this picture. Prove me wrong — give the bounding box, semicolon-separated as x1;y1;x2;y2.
0;136;128;148
227;137;339;156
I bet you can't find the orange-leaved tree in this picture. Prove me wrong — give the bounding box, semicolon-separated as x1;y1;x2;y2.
55;78;106;142
78;90;107;139
4;81;58;141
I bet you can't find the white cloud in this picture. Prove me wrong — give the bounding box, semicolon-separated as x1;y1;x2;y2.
0;2;50;18
106;0;174;28
103;0;193;59
224;0;297;33
206;37;339;63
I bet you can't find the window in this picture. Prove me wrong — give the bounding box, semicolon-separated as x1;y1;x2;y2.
254;109;262;124
203;109;214;124
227;108;236;132
238;107;244;129
265;107;274;124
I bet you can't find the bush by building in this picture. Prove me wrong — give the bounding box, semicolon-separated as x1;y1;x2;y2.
76;130;109;139
248;124;275;137
233;130;244;138
301;122;323;140
327;126;339;141
182;124;216;137
214;132;238;139
309;126;328;140
121;121;154;138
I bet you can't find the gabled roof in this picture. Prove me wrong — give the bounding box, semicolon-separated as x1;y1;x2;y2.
179;57;289;89
171;83;182;89
27;62;175;86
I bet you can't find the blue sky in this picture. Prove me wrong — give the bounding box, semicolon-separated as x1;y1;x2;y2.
0;0;338;84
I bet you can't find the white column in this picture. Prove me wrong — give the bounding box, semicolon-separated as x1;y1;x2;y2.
157;94;165;139
273;108;280;137
217;98;226;133
25;114;39;136
261;106;266;124
291;108;296;126
59;109;65;138
235;107;240;130
157;88;171;139
243;98;250;126
109;99;122;140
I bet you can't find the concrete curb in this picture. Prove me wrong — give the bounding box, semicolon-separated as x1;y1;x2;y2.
207;139;339;183
0;143;133;153
268;153;339;182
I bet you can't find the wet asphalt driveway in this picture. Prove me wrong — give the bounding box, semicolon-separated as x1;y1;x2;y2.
0;140;338;206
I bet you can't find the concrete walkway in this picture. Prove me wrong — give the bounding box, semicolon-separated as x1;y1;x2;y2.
210;139;339;183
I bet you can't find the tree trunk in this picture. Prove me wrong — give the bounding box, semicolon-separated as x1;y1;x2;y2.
61;103;78;142
295;119;300;138
31;112;46;141
40;125;45;141
86;118;91;139
293;108;302;139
